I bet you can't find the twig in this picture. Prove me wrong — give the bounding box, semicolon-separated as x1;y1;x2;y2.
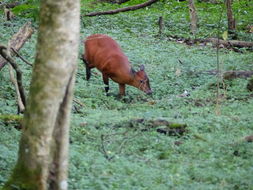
11;48;32;66
73;98;85;107
100;134;114;161
178;59;183;65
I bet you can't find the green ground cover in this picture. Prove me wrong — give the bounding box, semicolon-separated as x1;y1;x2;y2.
0;0;253;189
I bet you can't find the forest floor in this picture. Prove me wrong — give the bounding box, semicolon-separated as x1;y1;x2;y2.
1;0;253;189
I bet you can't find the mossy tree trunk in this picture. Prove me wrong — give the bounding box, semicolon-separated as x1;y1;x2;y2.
2;0;80;190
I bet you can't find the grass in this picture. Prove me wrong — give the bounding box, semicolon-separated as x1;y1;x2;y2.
1;0;253;189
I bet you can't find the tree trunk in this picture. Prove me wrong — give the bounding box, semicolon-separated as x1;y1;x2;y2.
225;0;236;37
189;0;198;35
3;0;80;190
158;16;164;35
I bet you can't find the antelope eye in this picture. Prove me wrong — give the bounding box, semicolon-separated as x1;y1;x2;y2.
140;80;144;83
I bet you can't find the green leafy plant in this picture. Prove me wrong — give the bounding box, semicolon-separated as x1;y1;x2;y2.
12;0;40;21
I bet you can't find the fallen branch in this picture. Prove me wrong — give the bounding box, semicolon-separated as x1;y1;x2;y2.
85;0;159;16
0;45;26;108
0;22;34;70
0;2;21;9
222;70;253;80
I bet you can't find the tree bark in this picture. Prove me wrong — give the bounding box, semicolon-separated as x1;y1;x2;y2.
3;0;80;190
189;0;198;35
85;0;159;16
0;22;34;70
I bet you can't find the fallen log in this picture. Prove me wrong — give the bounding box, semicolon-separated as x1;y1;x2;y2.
0;22;34;70
0;114;23;130
200;70;253;80
0;114;23;123
222;70;253;80
85;0;159;16
167;35;253;51
204;38;253;49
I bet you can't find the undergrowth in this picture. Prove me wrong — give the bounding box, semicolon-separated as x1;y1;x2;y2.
0;0;253;189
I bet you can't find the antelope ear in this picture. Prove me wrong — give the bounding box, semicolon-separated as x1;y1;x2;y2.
140;65;145;71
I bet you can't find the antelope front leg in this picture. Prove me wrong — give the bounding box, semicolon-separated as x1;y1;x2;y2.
119;84;125;96
82;57;91;81
102;74;109;95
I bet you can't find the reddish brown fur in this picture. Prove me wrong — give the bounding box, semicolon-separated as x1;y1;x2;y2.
83;34;152;96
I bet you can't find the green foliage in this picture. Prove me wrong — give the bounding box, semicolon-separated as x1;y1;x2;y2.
1;0;253;189
12;0;40;21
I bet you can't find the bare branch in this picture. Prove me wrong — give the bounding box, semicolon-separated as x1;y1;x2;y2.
0;22;34;70
0;45;26;107
8;64;25;113
11;48;32;66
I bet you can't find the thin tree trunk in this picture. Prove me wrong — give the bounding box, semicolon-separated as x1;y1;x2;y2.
225;0;236;36
189;0;198;35
3;0;80;190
